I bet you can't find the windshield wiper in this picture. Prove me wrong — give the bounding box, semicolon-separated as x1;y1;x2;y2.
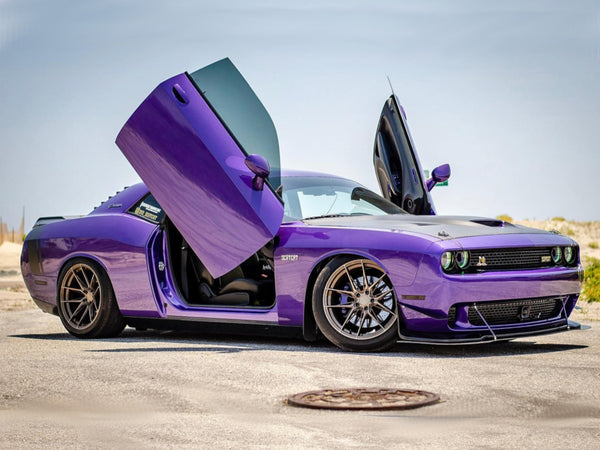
302;213;369;221
302;214;348;220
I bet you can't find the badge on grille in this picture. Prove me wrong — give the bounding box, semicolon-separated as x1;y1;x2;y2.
520;305;532;320
541;255;551;263
477;256;487;266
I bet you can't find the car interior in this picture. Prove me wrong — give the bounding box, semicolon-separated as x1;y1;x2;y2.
165;218;276;308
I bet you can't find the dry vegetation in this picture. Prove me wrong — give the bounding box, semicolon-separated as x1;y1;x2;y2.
514;219;600;262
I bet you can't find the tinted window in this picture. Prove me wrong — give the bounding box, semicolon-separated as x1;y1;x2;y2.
188;58;281;189
129;194;165;224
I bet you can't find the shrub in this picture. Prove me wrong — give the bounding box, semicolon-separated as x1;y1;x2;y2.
589;242;599;249
552;216;566;222
582;258;600;303
561;227;575;236
496;214;513;223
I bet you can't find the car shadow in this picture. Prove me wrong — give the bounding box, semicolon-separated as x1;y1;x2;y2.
386;340;588;358
10;328;587;358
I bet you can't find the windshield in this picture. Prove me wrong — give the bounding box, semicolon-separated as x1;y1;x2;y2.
282;176;406;221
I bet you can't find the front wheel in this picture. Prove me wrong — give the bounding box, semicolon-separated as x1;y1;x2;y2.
57;258;125;339
312;257;399;352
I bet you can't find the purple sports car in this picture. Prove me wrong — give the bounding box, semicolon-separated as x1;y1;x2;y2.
21;58;583;351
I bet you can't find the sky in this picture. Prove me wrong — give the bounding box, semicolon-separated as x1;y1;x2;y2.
1;0;599;231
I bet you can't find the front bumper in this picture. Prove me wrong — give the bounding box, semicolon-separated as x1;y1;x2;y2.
396;319;581;345
390;251;582;341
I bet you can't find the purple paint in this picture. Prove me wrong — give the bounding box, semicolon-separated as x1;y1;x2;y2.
21;59;583;348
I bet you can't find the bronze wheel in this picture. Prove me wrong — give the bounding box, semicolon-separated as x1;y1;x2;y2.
313;257;399;351
57;258;124;338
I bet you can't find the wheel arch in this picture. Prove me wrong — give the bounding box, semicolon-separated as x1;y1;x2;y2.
56;254;113;302
302;251;395;342
55;254;126;338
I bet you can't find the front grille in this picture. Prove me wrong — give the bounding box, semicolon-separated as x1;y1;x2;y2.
468;297;563;326
467;247;554;272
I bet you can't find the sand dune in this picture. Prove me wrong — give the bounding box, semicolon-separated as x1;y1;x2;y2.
0;242;22;269
0;242;33;311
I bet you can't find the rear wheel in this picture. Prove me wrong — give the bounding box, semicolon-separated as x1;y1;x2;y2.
312;257;399;352
57;258;125;338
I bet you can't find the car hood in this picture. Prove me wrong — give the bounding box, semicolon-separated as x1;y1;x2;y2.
302;214;552;240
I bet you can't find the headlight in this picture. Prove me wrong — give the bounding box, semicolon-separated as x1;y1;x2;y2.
551;246;562;264
456;250;470;269
441;251;453;271
564;246;575;264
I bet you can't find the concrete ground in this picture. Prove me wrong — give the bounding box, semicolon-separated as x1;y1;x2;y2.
1;309;598;449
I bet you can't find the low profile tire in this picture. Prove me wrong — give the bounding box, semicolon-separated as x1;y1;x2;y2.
312;256;399;352
57;258;125;339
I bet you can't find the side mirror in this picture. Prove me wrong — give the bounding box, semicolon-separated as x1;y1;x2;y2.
245;154;270;191
426;163;451;192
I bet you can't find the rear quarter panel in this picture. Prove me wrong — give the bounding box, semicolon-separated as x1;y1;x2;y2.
22;213;160;316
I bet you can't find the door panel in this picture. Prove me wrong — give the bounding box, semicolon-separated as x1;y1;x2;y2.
116;70;283;278
373;95;435;215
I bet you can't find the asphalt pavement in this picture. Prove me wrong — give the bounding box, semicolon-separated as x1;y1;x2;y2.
1;310;599;449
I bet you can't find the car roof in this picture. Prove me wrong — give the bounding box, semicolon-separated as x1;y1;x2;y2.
118;170;356;214
280;169;344;179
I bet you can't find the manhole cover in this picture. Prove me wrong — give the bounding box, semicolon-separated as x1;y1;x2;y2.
287;388;440;410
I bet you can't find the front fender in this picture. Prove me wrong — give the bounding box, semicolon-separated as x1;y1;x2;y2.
274;224;435;327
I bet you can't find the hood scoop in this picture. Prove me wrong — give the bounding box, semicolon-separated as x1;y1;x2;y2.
469;219;506;227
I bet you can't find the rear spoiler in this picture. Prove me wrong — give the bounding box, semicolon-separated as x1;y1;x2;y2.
33;216;83;228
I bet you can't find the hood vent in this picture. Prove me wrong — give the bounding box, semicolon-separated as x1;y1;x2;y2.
470;219;505;227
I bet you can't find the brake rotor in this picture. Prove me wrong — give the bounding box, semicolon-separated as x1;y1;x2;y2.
287;388;440;410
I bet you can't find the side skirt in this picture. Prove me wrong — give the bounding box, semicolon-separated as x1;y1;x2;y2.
124;317;303;339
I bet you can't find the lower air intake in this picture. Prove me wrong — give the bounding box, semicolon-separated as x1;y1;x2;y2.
468;297;564;326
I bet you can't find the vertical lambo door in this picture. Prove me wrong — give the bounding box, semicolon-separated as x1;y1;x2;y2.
373;95;436;215
116;58;284;279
